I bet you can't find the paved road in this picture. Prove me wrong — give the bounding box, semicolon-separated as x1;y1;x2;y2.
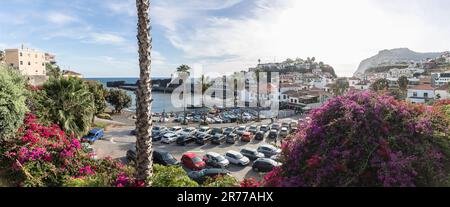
92;116;302;182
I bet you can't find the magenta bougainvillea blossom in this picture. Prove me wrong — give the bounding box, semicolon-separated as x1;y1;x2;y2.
264;91;450;187
3;114;136;187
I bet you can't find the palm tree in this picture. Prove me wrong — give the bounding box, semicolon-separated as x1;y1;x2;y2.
255;69;261;122
177;64;191;76
135;0;153;185
197;75;211;124
41;77;95;137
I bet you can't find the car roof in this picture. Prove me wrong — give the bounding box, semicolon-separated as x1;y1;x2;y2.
206;152;221;157
242;148;257;152
183;152;198;158
226;150;240;155
261;144;277;149
255;158;275;163
89;128;103;133
270;129;277;132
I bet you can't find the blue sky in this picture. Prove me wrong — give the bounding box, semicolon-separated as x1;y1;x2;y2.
1;0;449;77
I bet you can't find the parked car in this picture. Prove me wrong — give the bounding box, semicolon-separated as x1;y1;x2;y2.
279;127;289;138
223;127;235;135
152;132;165;141
130;129;137;136
176;135;196;146
252;158;281;172
161;133;179;144
257;144;282;157
226;133;238;144
188;168;231;183
152;126;167;135
268;129;278;139
81;128;104;143
248;125;258;134
203;152;229;168
241;132;252;142
224;151;250;166
270;154;281;162
126;148;179;166
235;126;247;135
168;126;183;134
180;127;197;137
211;134;226;145
195;133;212;145
281;122;290;129
211;127;223;135
240;148;264;160
255;131;265;140
290;120;299;128
290;127;298;134
259;125;270;133
197;126;211;135
271;123;281;131
153;149;179;166
181;153;206;171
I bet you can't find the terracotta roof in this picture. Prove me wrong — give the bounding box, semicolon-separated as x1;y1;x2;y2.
411;84;434;90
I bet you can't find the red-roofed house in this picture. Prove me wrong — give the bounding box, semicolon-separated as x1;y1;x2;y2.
407;84;435;103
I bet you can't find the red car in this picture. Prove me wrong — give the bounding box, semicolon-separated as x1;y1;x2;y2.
181;153;206;170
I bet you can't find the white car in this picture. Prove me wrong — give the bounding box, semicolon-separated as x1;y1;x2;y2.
168;126;183;134
279;127;289;138
224;150;250;166
257;144;282;157
235;126;247;135
197;126;211;135
180;127;196;137
161;133;178;144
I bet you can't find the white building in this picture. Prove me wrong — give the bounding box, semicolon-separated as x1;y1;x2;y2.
407;84;435;104
432;72;450;86
435;85;450;100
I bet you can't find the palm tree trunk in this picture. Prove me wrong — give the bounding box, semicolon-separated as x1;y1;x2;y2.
135;0;153;186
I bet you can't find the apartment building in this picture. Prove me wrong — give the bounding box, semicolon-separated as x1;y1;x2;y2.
4;47;47;76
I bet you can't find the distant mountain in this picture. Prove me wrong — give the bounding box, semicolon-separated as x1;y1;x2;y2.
354;48;445;76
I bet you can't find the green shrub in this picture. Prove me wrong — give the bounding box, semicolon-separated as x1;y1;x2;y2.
151;164;199;187
202;175;239;187
0;64;28;141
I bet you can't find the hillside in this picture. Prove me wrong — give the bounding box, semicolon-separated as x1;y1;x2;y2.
354;48;444;76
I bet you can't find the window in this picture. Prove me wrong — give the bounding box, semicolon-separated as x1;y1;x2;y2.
28;62;31;66
413;92;417;97
20;61;23;65
20;52;23;57
424;93;428;98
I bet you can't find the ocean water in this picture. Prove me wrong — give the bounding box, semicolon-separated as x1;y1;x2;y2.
85;77;183;113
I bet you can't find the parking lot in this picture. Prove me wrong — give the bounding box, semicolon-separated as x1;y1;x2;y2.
92;117;302;182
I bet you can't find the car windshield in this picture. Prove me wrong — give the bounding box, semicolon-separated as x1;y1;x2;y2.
162;153;175;161
234;153;243;159
216;156;226;162
153;126;161;130
183;129;191;132
199;128;207;132
225;128;233;132
87;132;96;137
250;126;256;129
192;157;203;163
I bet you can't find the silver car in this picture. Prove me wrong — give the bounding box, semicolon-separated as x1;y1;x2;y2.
257;144;282;157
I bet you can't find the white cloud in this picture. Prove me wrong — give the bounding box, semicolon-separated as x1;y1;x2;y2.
159;0;450;77
46;12;78;25
88;33;127;45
